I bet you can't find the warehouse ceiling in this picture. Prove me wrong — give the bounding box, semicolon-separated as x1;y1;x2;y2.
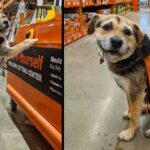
0;0;55;19
1;0;36;18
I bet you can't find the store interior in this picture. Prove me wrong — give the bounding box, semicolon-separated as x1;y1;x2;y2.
0;0;62;150
65;0;150;150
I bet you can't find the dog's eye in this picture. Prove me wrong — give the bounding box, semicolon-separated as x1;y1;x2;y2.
95;21;101;28
2;15;6;18
102;24;112;31
124;29;132;36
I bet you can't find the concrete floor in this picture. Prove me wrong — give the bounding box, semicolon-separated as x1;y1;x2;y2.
0;72;52;150
65;8;150;150
0;73;30;150
7;108;53;150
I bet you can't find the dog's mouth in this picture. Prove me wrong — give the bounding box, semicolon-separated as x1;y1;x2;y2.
97;39;130;56
97;40;121;56
0;21;10;34
0;25;9;33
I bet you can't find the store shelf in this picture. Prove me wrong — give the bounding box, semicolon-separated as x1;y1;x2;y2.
64;0;133;8
64;0;134;46
64;0;82;8
114;0;132;4
64;27;88;46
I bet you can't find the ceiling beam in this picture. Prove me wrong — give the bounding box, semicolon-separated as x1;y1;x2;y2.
3;0;15;10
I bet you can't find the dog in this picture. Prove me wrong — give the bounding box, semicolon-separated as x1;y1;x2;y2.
0;12;37;68
88;14;150;141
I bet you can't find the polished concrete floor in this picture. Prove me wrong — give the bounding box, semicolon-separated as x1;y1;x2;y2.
65;8;150;150
0;73;29;150
0;71;52;150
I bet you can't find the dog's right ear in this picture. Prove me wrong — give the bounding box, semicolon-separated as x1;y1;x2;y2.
88;15;101;35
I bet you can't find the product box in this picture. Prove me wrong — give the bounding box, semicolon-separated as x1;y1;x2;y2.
64;13;80;35
64;0;81;7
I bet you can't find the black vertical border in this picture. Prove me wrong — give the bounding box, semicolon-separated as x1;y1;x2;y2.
62;1;64;150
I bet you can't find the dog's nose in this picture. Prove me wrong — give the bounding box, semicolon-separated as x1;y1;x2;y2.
111;36;123;48
3;20;9;26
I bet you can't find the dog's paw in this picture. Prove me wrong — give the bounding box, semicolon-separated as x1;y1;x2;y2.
123;110;130;120
22;39;38;48
144;129;150;138
20;39;38;49
28;39;38;46
23;39;38;45
118;129;135;141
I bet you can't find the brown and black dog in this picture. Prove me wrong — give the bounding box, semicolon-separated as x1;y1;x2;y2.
88;14;150;141
0;12;37;67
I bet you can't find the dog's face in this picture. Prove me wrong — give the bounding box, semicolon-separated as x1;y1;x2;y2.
88;14;144;63
0;12;10;33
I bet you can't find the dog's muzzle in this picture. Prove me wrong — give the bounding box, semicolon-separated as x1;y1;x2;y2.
97;36;128;55
0;19;10;32
111;36;123;49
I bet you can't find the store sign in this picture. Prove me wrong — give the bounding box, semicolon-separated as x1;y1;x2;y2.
7;47;62;105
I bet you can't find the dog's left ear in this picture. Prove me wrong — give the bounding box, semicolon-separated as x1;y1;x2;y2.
88;14;101;35
133;24;144;47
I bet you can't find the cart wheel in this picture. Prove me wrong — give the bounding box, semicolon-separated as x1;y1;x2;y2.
10;99;17;112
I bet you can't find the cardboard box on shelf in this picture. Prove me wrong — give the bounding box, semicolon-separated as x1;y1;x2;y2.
64;13;81;39
64;0;81;7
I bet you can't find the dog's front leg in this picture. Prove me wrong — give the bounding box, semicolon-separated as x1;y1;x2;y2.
3;39;38;60
123;94;131;119
118;90;144;141
0;39;38;67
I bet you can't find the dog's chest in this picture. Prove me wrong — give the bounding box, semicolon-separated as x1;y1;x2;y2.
111;72;129;93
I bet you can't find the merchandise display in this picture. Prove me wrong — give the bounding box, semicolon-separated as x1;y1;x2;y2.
64;0;134;46
0;0;62;150
64;13;88;45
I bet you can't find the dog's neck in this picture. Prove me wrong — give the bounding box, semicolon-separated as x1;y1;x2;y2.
107;49;144;76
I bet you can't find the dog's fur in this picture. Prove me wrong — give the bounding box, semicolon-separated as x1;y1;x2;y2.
88;14;150;141
0;12;37;68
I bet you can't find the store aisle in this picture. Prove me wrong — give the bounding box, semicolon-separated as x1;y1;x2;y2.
65;9;150;150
